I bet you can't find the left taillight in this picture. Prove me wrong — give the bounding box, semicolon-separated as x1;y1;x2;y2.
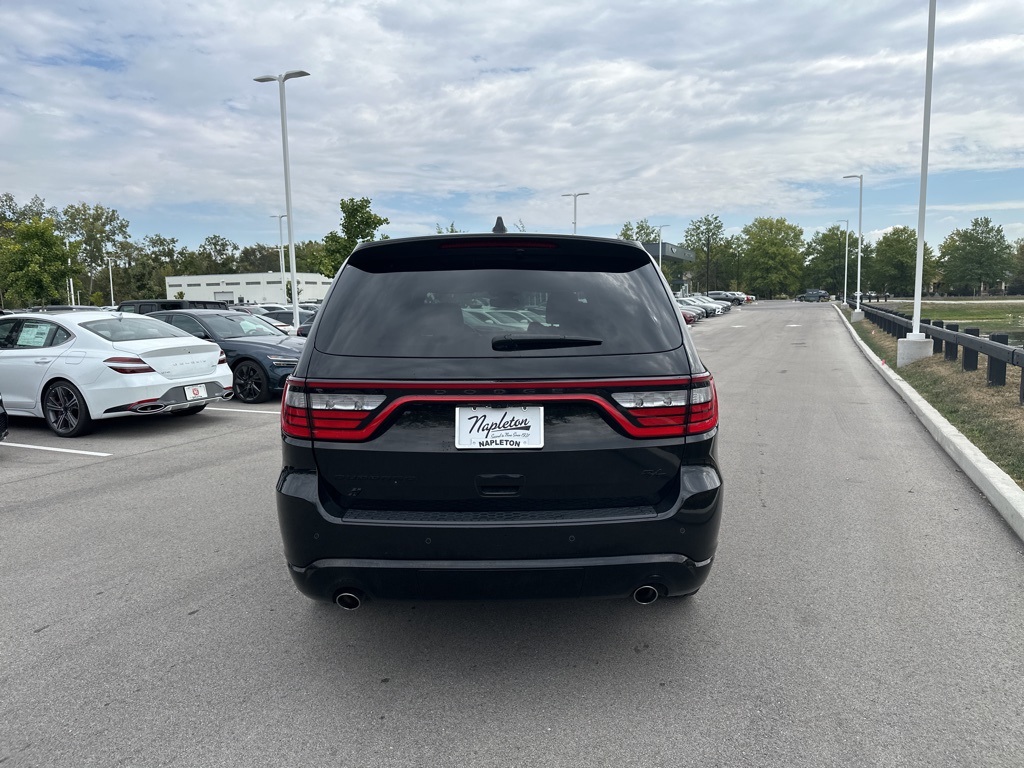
218;350;227;365
282;380;387;440
104;356;155;374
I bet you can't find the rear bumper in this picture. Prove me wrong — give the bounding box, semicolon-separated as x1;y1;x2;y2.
102;381;233;415
288;553;713;602
276;461;723;603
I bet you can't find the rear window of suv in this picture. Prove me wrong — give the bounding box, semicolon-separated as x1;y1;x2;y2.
314;237;683;358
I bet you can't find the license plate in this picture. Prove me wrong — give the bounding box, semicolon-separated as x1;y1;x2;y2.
456;406;544;449
184;383;208;402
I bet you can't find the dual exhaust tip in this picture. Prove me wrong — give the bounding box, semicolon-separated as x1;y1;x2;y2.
332;586;660;610
130;391;233;415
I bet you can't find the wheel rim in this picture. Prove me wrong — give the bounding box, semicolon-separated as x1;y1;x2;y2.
45;385;81;435
234;363;263;401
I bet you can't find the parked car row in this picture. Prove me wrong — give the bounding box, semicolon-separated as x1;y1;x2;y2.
0;311;235;437
674;294;735;325
0;306;308;436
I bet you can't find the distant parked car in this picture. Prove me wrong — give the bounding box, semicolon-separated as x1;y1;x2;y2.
263;309;316;327
0;311;233;437
706;291;746;306
116;299;229;313
147;310;305;404
796;290;830;302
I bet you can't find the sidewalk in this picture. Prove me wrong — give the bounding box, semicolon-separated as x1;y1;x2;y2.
835;304;1024;543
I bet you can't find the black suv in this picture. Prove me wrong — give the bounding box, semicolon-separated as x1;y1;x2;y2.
796;289;830;302
276;226;723;608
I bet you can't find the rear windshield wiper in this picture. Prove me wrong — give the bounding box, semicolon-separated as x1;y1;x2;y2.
491;333;603;351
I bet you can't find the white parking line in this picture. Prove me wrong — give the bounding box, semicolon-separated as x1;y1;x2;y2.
207;407;280;415
2;442;112;457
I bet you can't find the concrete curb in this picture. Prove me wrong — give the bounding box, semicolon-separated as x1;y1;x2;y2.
834;304;1024;542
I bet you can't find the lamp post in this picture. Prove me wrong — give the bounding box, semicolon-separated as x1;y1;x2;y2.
106;256;115;306
843;174;864;318
836;219;849;304
255;69;309;330
655;224;670;269
270;214;287;303
561;192;589;234
896;0;937;367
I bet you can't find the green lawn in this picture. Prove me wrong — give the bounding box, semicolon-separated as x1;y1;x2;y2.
874;298;1024;337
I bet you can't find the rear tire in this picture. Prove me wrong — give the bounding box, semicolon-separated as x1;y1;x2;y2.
43;381;93;437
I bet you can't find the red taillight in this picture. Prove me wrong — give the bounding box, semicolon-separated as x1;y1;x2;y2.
281;381;312;438
104;356;155;374
611;375;718;437
282;376;719;442
218;350;227;365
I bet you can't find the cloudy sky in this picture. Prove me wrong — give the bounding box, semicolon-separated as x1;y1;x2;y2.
2;0;1022;253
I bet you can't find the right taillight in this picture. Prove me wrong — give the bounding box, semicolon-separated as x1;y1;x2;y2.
611;375;718;437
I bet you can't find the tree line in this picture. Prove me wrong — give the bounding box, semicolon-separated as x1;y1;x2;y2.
2;191;1022;308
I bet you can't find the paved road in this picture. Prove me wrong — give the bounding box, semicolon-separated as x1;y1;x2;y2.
2;301;1022;767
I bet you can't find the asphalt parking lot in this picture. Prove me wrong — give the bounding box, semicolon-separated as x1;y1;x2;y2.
3;303;1024;767
1;400;281;484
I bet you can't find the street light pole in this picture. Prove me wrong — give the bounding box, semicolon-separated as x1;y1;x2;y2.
271;214;287;303
836;219;849;304
655;224;670;269
561;192;589;234
843;174;864;317
255;69;309;330
106;256;115;305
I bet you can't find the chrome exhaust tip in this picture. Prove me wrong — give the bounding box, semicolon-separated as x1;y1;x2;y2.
334;590;362;611
633;585;659;605
133;403;168;414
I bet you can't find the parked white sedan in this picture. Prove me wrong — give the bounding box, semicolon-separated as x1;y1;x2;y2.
0;311;234;437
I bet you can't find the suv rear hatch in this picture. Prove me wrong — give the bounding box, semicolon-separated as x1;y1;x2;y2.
284;235;716;528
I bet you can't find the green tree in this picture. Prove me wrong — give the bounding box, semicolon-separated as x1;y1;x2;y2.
870;226;936;297
314;197;390;277
618;219;663;242
196;234;240;273
0;218;77;306
1;193;59;234
435;222;465;234
1007;238;1024;295
802;225;872;298
740;217;805;299
59;202;131;295
939;217;1013;295
683;215;726;292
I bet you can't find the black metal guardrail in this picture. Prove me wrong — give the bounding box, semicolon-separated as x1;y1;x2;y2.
847;301;1024;404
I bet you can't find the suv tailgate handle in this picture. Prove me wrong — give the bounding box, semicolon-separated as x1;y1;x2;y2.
476;474;523;497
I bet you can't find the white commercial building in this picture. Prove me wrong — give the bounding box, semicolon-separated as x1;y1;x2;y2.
164;272;334;304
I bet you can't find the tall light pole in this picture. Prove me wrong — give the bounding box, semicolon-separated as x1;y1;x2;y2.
897;0;938;367
843;174;864;317
561;192;589;234
836;219;850;304
106;256;115;306
655;224;670;269
255;69;309;330
270;214;287;303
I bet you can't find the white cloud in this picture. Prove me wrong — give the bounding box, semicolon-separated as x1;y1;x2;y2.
0;0;1021;248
